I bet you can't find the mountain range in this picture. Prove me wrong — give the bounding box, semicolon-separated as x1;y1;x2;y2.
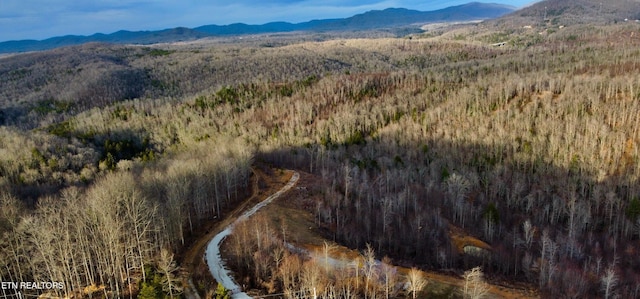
492;0;640;27
0;2;515;54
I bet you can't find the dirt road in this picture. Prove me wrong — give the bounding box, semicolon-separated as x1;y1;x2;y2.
205;171;299;298
179;167;294;299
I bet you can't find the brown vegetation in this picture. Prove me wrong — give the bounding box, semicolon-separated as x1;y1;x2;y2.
226;170;536;298
1;20;640;298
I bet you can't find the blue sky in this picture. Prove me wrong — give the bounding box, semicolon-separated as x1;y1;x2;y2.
0;0;537;42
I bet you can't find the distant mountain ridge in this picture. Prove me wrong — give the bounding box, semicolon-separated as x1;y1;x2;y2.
0;2;514;54
494;0;640;26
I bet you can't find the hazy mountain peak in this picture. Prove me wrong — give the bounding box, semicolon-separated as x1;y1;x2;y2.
0;2;514;54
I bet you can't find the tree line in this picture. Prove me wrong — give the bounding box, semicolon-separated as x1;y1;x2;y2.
1;22;639;298
0;139;251;298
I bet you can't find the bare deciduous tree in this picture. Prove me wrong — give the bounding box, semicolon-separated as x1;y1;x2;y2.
463;267;489;299
406;267;427;299
380;256;398;299
157;248;182;298
601;266;618;299
362;243;378;299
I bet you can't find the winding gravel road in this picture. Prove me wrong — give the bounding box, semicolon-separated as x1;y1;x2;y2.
205;171;300;299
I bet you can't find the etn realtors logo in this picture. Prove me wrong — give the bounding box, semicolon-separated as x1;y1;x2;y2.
1;282;64;290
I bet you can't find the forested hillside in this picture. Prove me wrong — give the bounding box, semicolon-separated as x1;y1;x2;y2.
496;0;640;26
1;18;640;298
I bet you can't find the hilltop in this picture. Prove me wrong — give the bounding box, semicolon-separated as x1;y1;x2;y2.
491;0;640;27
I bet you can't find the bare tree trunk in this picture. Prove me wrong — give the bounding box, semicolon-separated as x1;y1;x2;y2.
406;267;427;299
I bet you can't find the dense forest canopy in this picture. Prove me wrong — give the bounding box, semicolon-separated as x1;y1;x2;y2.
1;18;640;298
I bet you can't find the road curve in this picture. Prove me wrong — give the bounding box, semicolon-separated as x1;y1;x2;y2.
205;171;300;299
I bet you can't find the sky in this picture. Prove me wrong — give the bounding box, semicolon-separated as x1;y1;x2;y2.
0;0;537;42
